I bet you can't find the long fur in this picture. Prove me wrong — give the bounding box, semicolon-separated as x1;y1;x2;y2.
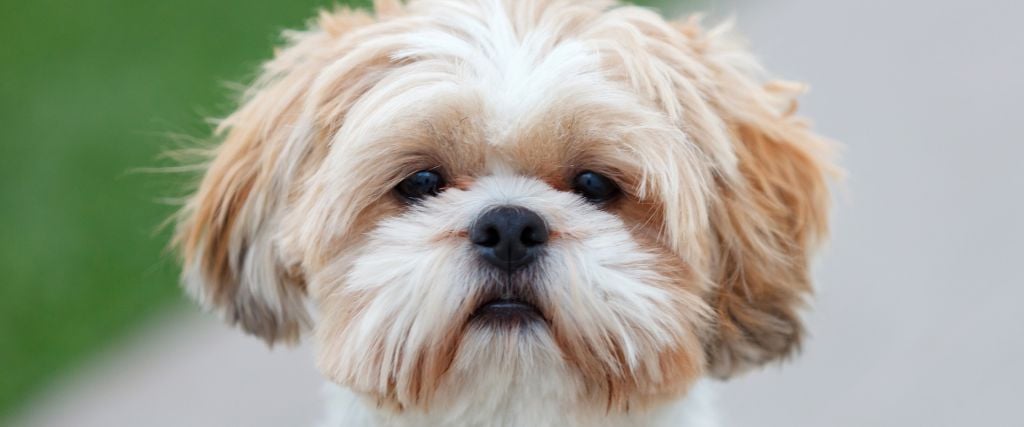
172;0;836;425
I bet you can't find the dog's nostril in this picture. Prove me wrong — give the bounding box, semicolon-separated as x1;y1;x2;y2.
479;226;501;247
520;225;547;247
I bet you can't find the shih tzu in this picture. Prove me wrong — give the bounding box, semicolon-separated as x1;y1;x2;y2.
173;0;835;426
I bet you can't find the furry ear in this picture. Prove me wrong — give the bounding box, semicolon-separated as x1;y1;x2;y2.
706;107;832;377
699;26;836;378
173;7;376;344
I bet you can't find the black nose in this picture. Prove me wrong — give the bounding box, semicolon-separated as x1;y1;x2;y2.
470;206;549;271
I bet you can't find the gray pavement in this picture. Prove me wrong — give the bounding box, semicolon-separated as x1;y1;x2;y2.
9;0;1024;426
8;310;324;427
706;0;1024;426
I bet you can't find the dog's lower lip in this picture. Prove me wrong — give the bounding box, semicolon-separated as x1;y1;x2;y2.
471;298;542;322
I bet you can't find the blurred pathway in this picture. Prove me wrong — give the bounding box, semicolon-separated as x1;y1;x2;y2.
10;0;1024;426
7;309;323;427
707;0;1024;426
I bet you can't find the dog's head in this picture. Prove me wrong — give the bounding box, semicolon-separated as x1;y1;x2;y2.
174;0;833;412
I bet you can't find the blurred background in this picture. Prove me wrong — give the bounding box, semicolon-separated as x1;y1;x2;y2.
1;0;1021;426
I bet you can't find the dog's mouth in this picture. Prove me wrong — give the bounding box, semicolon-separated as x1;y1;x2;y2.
470;298;544;325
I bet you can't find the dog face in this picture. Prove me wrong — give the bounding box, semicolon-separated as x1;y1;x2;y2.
174;0;833;413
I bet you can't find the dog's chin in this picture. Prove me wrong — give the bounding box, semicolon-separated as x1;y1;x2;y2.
469;298;545;327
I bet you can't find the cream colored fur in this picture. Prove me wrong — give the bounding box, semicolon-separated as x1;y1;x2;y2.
173;0;836;425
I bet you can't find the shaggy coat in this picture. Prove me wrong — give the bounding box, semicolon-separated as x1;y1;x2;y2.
174;0;835;426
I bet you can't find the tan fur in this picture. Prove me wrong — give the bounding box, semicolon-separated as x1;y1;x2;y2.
172;0;837;421
550;237;708;411
696;29;834;378
173;7;380;343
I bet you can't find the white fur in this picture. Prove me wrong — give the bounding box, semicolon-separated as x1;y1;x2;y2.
317;380;718;427
313;175;709;413
174;1;833;426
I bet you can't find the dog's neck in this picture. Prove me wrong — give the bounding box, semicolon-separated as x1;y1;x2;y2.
316;324;718;427
319;373;717;427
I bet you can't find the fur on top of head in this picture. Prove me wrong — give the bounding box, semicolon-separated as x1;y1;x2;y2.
173;0;834;414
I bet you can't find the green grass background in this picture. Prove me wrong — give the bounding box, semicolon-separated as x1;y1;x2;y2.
0;0;658;421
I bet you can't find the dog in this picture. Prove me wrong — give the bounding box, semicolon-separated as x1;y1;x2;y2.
173;0;835;425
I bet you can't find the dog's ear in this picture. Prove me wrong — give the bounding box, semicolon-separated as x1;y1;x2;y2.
693;23;836;377
174;8;377;344
706;102;833;377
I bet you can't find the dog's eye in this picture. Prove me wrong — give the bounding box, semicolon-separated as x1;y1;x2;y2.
572;171;620;203
396;170;445;201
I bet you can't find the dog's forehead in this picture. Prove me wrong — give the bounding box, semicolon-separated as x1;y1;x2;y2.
335;66;640;186
318;0;703;196
393;2;604;122
324;4;657;171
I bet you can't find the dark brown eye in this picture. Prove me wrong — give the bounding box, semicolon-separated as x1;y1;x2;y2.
572;171;620;203
397;170;445;201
